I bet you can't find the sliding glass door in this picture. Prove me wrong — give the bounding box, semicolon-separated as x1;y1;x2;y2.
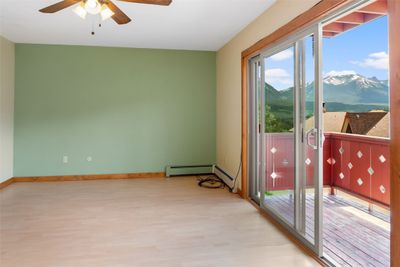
250;25;323;255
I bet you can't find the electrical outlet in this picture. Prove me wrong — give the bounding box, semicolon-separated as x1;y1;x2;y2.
87;156;92;162
63;156;68;164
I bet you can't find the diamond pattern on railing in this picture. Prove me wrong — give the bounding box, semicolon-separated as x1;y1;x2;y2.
270;172;277;179
270;147;277;154
305;158;311;165
327;158;336;165
320;134;389;206
339;172;345;179
368;167;374;176
348;162;353;170
380;185;386;194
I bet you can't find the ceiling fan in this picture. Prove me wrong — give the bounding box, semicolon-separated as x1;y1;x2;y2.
39;0;172;25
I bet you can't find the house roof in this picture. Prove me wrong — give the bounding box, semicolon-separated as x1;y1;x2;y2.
323;112;347;133
342;112;387;135
306;112;346;133
366;113;390;137
305;111;389;138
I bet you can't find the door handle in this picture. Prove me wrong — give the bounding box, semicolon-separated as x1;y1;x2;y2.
306;128;318;150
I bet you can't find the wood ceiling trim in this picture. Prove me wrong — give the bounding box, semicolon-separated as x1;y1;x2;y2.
241;0;349;59
336;12;365;24
357;0;387;15
323;0;388;38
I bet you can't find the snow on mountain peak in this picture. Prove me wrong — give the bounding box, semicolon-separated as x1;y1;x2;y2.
323;71;383;88
323;71;358;85
325;70;357;77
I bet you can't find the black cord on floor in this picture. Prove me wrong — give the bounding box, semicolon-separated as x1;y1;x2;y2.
196;175;226;189
197;153;242;193
229;156;242;193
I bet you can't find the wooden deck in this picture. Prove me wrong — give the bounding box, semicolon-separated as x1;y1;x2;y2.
265;193;390;267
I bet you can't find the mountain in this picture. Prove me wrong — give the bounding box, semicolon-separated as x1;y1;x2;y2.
310;72;388;104
323;102;388;113
264;83;295;131
264;73;389;131
265;72;389;105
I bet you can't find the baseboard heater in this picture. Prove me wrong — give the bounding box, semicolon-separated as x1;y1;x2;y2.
165;165;214;177
213;165;235;190
165;164;236;191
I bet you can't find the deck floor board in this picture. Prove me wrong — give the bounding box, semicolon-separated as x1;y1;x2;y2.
264;194;390;267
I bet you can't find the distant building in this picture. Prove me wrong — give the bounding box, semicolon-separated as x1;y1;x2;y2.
341;111;388;136
366;112;389;137
306;111;389;138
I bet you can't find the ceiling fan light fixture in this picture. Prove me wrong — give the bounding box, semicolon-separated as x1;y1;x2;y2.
73;2;87;19
40;0;173;26
100;5;115;21
84;0;101;15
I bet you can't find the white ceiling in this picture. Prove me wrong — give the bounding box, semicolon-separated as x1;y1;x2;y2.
0;0;276;51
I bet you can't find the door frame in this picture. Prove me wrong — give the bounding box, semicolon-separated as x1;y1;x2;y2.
253;24;324;256
248;56;261;204
241;0;399;265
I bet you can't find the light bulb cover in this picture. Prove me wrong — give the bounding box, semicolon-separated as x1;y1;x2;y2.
85;0;101;15
100;5;115;21
73;2;87;19
86;0;97;9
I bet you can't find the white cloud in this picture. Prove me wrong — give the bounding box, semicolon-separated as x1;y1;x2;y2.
270;50;293;61
324;70;356;77
265;68;292;86
370;52;387;58
351;51;388;70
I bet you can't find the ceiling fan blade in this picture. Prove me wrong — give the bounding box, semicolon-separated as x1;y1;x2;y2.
117;0;172;6
39;0;81;13
107;1;132;24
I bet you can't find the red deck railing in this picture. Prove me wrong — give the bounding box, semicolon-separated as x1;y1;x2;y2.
264;132;390;206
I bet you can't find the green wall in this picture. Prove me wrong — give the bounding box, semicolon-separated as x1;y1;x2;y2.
14;44;216;176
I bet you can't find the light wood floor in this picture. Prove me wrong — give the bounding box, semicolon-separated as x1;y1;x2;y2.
0;177;320;267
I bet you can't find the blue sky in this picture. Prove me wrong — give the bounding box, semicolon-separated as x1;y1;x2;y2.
265;16;388;90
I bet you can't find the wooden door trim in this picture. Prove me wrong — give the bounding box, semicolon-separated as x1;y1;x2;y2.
241;0;349;59
0;172;166;189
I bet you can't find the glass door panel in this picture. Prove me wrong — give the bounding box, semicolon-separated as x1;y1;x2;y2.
299;34;319;246
257;25;323;256
299;28;323;255
262;46;296;226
